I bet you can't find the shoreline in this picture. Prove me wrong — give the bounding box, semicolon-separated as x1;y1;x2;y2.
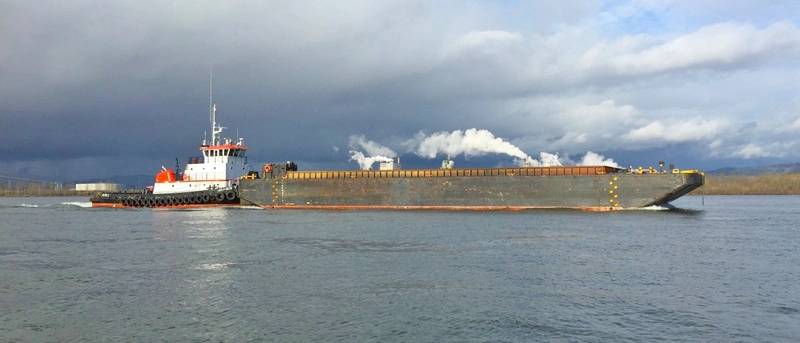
693;173;800;195
0;191;98;197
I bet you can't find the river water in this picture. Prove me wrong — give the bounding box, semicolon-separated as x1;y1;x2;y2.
1;196;798;342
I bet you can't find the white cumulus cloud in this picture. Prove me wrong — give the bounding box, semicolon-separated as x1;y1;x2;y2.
731;143;770;159
791;117;800;131
442;30;524;59
584;21;800;76
623;119;727;143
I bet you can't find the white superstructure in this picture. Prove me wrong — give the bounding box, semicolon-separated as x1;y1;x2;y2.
151;79;248;194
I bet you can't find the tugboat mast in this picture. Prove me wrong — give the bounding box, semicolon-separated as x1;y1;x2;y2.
209;70;223;146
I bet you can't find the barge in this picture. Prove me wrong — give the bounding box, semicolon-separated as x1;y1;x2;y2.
237;163;704;211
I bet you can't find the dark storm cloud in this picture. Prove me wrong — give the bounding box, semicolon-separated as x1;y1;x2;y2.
2;1;800;180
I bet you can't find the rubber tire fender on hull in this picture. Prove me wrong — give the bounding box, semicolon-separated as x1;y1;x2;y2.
225;191;236;201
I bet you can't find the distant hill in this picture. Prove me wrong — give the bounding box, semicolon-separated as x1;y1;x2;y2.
707;163;800;175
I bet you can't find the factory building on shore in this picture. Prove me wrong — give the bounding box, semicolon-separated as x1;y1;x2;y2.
75;183;123;192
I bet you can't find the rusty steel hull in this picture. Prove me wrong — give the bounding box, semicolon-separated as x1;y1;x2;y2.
239;171;704;211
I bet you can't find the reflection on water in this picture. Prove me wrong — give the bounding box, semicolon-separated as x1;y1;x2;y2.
156;208;236;268
151;208;232;241
155;209;240;335
274;237;443;253
196;262;237;271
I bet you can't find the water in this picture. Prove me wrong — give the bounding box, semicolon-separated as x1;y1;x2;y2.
1;196;799;342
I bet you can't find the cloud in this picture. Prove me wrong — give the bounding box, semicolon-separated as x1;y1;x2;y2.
442;30;524;59
2;1;800;180
545;99;640;150
623;119;727;143
731;143;771;159
619;22;798;73
791;117;800;131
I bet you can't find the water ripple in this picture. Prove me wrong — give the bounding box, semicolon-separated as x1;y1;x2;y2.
274;237;443;253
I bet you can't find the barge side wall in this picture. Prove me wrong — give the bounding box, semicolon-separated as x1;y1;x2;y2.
239;173;703;209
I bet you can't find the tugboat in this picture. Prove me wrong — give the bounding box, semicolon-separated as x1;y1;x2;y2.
91;91;249;208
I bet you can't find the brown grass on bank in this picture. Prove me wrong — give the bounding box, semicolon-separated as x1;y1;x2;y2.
696;173;800;195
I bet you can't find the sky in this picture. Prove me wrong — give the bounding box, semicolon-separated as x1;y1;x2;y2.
2;0;800;181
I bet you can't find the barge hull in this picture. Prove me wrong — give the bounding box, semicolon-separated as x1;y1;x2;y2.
239;168;704;210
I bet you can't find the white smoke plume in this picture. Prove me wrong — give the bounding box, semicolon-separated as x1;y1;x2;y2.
348;135;397;170
410;129;563;167
347;130;621;170
531;152;563;167
413;129;528;160
578;151;620;168
348;151;394;170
